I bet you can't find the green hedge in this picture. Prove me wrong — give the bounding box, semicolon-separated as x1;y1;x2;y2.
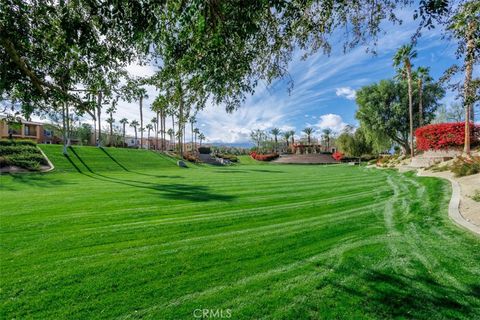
0;141;47;170
217;154;238;162
0;139;37;146
198;147;211;154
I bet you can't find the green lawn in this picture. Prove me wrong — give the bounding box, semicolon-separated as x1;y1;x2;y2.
1;145;479;319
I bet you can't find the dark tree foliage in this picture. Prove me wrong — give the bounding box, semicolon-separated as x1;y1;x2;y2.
0;0;455;117
356;79;445;154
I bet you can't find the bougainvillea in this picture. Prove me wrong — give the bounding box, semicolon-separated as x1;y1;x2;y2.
332;152;344;161
415;122;480;151
250;152;279;161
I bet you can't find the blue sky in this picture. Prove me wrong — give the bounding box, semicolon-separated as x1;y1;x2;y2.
106;7;477;144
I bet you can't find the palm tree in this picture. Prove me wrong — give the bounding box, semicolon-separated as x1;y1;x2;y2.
167;128;174;150
145;123;153;149
106;104;116;146
129;120;139;147
106;117;115;146
150;117;158;150
415;66;431;126
393;44;417;158
448;2;479;155
152;95;169;151
283;131;291;149
167;105;176;152
193;128;200;151
137;88;148;149
198;133;205;147
96;91;103;147
289;130;295;146
303;127;314;144
119;118;128;147
189;115;196;152
322;128;332;151
270;128;280;152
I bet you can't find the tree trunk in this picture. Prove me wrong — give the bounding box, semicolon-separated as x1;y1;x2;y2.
418;78;423;127
463;19;475;155
406;62;414;158
97;91;102;147
109;115;113;147
191;122;194;153
178;101;184;157
139;96;143;149
123;124;126;148
62;103;68;154
163;112;166;151
172;114;175;151
156;111;159;151
66;105;71;147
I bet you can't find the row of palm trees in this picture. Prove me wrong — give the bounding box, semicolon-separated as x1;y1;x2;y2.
393;2;477;157
253;127;334;152
104;104;206;152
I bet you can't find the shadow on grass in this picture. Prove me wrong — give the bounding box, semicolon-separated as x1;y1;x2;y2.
65;147;234;202
99;147;181;178
1;173;76;189
332;269;475;319
248;169;284;173
213;170;249;174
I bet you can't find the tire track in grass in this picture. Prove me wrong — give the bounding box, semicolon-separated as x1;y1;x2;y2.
388;173;468;293
383;175;408;272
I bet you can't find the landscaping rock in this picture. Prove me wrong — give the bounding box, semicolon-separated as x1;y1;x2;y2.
177;160;188;168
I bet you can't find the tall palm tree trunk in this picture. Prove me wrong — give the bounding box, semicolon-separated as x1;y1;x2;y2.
406;62;414;158
156;111;159;151
191;122;194;152
463;19;475;155
172;114;175;151
418;78;423;126
178;102;184;156
139;96;143;149
163;111;166;151
97;91;102;147
122;124;126;147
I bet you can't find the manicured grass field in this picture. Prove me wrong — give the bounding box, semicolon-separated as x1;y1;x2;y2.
1;145;479;319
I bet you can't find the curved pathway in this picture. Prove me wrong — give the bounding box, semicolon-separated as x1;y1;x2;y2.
417;170;480;236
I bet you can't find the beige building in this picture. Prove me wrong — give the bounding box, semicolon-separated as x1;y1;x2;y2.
0;118;54;143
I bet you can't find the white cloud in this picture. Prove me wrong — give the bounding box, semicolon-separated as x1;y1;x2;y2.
335;87;356;100
196;98;294;143
313;114;347;132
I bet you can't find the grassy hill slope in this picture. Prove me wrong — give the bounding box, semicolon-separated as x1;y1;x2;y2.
39;145;178;173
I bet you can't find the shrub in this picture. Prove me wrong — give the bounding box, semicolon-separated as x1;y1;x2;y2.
250;152;279;161
0;156;8;167
198;147;211;154
0;139;37;146
450;156;480;177
183;153;199;163
13;153;48;165
217;154;238;162
471;190;480;202
415;122;480;151
0;145;39;155
8;158;40;171
0;142;47;170
332;152;344;161
15;140;37;146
